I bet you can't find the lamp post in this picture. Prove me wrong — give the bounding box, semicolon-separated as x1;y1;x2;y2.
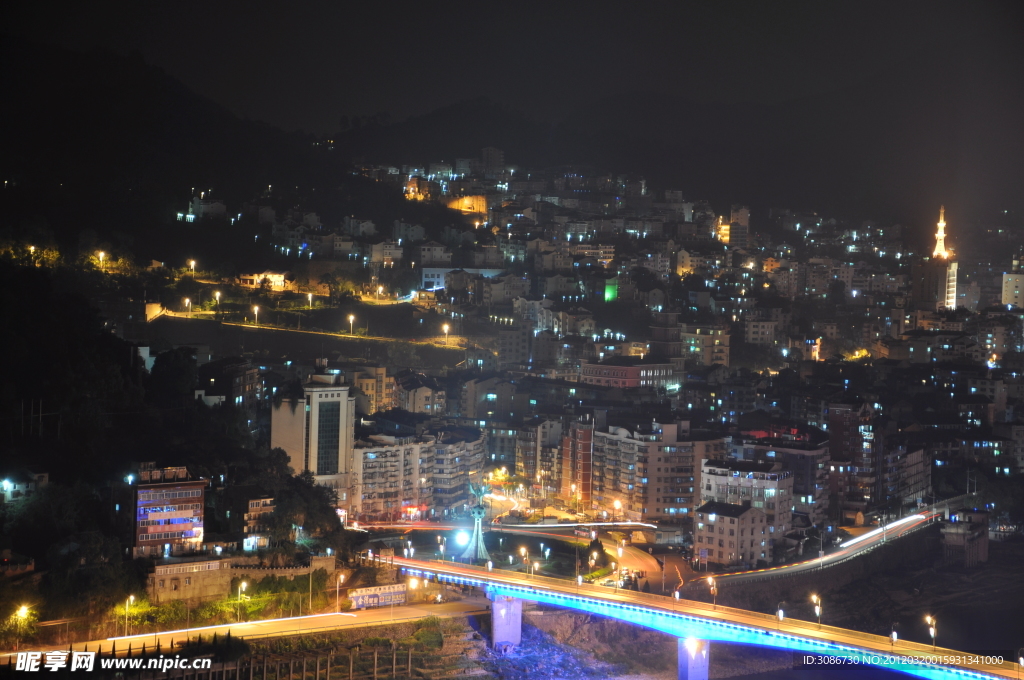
14;606;30;651
238;582;247;621
812;594;822;629
776;602;785;629
98;251;105;271
189;260;196;277
443;323;450;346
707;577;718;609
214;291;221;317
613;499;622;523
125;595;134;636
348;314;355;335
336;573;346;613
891;626;898;647
925;615;937;650
184;298;191;317
253;305;259;326
308;292;313;309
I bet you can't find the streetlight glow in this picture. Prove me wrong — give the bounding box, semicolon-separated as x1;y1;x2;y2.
348;314;355;334
253;305;259;326
443;323;450;345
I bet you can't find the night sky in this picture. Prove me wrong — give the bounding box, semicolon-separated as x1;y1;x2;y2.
6;1;1024;226
7;1;1022;134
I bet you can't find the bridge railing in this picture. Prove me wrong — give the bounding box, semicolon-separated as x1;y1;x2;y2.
395;558;1019;677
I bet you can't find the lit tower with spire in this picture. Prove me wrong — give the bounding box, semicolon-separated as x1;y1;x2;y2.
912;206;958;311
933;205;950;259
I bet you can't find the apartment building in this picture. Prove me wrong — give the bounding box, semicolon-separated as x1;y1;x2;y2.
694;500;770;567
732;438;830;527
352;434;434;520
430;427;486;514
352;366;394;416
700;459;793;560
560;416;727;521
241;496;274;551
680;323;731;367
132;464;206;558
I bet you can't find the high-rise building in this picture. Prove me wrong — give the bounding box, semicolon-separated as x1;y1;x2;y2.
561;416;727;521
560;416;595;507
1001;250;1024;308
270;373;356;506
516;418;563;491
911;207;958;311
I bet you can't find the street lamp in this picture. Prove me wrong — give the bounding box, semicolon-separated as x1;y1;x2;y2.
14;605;30;651
532;561;539;577
336;573;346;613
812;594;822;629
184;297;191;317
776;602;785;627
189;260;196;277
253;305;259;326
214;291;221;316
125;595;135;636
925;615;936;650
890;626;898;647
98;251;105;271
707;577;718;609
673;590;680;612
348;314;355;334
237;582;247;621
443;323;450;346
308;292;313;309
613;499;622;522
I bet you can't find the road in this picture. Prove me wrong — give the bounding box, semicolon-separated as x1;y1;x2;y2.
6;599;490;659
360;511;938;591
392;556;1017;679
713;511;940;584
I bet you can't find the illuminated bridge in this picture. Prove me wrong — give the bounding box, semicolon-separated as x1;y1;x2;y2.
389;556;1016;680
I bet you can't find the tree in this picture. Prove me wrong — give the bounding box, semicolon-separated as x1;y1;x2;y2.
147;347;197;408
318;272;339;304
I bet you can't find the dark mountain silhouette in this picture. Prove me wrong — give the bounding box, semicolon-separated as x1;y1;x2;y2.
335;44;1024;233
0;36;343;259
3;36;1020;261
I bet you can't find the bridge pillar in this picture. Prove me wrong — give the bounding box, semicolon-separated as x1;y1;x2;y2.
488;594;522;650
677;638;710;680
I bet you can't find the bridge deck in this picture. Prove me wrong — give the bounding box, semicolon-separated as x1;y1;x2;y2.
391;556;1016;679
